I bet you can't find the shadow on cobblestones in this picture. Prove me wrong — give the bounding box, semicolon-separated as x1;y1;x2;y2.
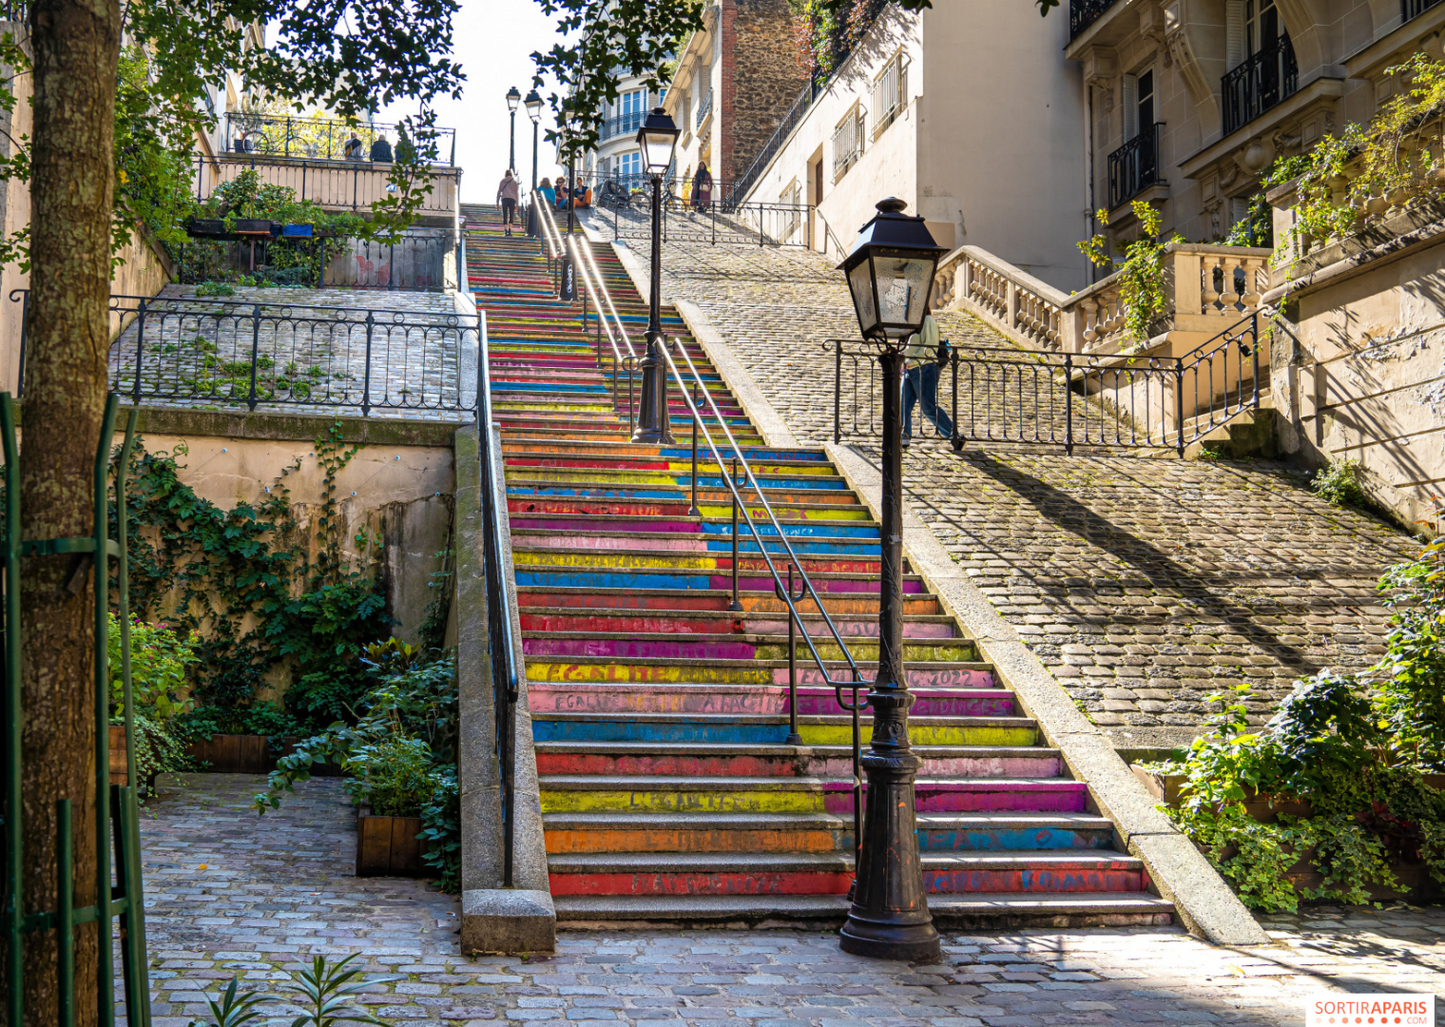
134;773;1445;1027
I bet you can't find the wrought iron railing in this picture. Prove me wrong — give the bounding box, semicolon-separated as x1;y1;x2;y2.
1403;0;1445;22
1070;0;1120;38
600;110;646;141
695;90;713;128
1107;122;1164;210
8;291;478;416
222;111;457;166
1222;35;1298;135
596;179;812;247
827;313;1266;456
192;153;461;217
566;229;869;868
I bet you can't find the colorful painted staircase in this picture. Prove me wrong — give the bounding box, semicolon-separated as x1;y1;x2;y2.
461;202;1175;928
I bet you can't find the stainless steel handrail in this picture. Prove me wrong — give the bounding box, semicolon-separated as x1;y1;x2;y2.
475;309;522;887
564;231;870;866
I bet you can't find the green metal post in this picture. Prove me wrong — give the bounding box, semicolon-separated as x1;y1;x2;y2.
2;393;21;1027
93;394;119;1027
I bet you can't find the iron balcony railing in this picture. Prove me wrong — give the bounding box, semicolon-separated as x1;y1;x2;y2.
1222;35;1299;135
1107;121;1164;210
222;111;457;166
696;90;713;128
192;153;461;218
827;313;1268;456
597;179;813;247
1403;0;1445;21
8;291;480;416
1070;0;1121;39
564;226;870;871
600;110;646;141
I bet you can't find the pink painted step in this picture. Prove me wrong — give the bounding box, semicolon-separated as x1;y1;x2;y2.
821;779;1088;814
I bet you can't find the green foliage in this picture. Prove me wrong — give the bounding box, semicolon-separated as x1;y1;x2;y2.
1078;201;1183;349
282;953;385;1027
187;976;274;1027
1311;458;1368;509
255;652;460;890
113;422;389;733
110;615;198;723
193;281;236;297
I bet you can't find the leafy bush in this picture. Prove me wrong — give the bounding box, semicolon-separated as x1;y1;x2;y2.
1311;458;1368;509
345;736;437;816
1148;536;1445;910
108;615;199;785
1078;201;1184;349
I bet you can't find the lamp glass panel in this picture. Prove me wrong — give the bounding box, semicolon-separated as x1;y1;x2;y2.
873;255;933;334
847;261;879;336
639;129;677;173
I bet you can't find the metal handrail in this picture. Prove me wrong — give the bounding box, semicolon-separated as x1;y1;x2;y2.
561;232;870;864
568;233;639;435
475;309;522;887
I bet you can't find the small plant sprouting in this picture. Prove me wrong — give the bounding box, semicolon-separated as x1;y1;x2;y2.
283;953;386;1027
1312;458;1368;509
187;977;273;1027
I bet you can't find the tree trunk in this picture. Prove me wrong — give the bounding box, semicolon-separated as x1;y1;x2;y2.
18;0;119;1024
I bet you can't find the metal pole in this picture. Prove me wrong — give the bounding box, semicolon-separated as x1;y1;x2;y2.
362;311;375;416
1064;352;1074;456
840;344;940;964
783;565;802;746
528;120;540;237
509;109;517;173
247;304;261;410
689;383;700;517
56;800;73;1027
93;394;120;1025
132;298;147;404
632;173;674;443
728;457;742;612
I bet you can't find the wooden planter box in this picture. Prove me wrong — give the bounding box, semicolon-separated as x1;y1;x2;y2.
355;806;436;878
1132;765;1445;903
185;733;341;776
107;725;159;796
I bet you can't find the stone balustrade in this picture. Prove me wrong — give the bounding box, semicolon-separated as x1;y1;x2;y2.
935;243;1272;357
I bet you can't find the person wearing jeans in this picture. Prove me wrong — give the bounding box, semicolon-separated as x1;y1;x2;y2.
901;311;952;447
496;169;520;236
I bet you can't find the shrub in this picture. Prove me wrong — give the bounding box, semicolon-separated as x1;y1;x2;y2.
1311;458;1368;509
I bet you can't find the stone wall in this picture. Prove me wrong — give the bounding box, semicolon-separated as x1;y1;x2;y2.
729;0;810;183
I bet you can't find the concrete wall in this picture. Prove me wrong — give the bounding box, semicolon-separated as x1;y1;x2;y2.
200;156;462;224
918;0;1087;289
1276;228;1445;533
114;410;456;644
326;227;458;291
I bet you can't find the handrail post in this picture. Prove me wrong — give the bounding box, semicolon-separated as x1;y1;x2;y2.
132;297;147;405
950;345;958;448
15;290;26;398
729;457;742;612
782;565;802;745
1064;352;1074;456
1251;311;1260;408
247;303;261;411
1176;357;1186;458
362;311;375;416
689;382;700;517
834;342;842;443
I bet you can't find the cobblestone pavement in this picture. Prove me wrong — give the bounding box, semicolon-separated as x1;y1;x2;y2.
108;285;474;422
138;774;1444;1027
607;237;1421;746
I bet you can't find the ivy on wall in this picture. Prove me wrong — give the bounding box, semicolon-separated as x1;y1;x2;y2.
788;0;888;80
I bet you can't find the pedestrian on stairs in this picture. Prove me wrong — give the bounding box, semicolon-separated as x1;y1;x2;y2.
692;161;713;211
901;306;953;447
496;169;520;236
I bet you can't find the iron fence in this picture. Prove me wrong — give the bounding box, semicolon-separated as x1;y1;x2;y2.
193;154;461;217
1107;122;1164;210
827;314;1265;456
1070;0;1120;38
9;291;478;416
1403;0;1444;21
1222;35;1298;135
222;112;457;166
597;180;813;247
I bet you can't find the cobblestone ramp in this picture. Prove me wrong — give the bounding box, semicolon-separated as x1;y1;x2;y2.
461;202;1174;928
601;229;1419;748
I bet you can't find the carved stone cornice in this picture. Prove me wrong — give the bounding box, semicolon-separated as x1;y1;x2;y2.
1082;45;1118;113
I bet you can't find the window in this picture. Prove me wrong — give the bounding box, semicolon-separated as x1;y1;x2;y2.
617;151;641;184
832;104;864;182
871;52;907;140
1122;68;1154;139
780;179;802;241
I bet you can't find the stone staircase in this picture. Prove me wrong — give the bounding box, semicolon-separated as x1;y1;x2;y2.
461;202;1176;928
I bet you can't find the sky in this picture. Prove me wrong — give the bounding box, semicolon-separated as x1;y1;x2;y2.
371;0;571;203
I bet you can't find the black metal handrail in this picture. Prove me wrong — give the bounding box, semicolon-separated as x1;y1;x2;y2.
10;290;478;415
599;179;813;247
566;231;870;866
1069;0;1121;38
1222;35;1298;135
731;77;824;204
474;309;522;888
223;111;457;166
827;312;1265;457
1107;122;1164;210
695;90;713;128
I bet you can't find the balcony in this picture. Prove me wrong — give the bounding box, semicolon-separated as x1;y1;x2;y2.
696;90;713;129
601;111;646;141
193;154;460;221
1070;0;1121;40
1404;0;1445;21
222;112;457;166
1221;35;1299;136
1107;122;1164;210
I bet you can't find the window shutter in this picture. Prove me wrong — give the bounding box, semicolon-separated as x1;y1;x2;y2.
1226;0;1245;69
1122;74;1139;138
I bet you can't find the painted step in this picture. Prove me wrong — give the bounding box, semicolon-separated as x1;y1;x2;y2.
515;586;943;617
526;683;1004;717
540;811;1115;854
525;656;997;688
507;516;885;539
534;743;1059;780
512;530;885;558
517;608;956;639
519;632;974;664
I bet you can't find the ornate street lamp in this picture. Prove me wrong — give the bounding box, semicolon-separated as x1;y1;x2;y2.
631;106;681;445
558;99;577;301
836;197;945;963
525;89;543;237
506;86;521;173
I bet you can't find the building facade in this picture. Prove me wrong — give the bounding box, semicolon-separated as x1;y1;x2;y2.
1068;0;1445;257
587;73;661;189
665;0;810;199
